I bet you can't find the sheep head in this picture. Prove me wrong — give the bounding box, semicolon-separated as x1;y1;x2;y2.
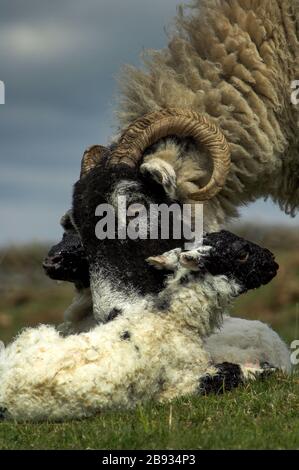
44;110;231;320
179;230;279;293
73;160;187;298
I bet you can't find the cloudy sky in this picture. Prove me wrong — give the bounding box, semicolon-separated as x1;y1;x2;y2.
0;0;298;246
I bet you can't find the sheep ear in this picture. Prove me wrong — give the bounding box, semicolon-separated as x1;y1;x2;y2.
60;210;75;231
140;158;177;200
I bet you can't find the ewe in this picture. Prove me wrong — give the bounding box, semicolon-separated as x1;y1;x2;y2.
0;231;283;422
115;0;299;226
44;0;299;367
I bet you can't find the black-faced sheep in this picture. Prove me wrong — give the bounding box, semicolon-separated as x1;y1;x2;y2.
54;0;299;345
73;158;189;325
0;230;282;422
46;1;299;339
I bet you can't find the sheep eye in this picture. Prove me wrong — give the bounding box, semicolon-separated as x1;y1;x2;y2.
237;251;249;263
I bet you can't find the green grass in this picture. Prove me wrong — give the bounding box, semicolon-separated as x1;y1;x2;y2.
0;375;298;450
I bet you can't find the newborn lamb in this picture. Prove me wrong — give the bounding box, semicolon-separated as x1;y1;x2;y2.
43;213;291;372
0;231;281;422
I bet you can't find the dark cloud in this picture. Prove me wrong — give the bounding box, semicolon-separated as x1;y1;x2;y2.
0;0;297;245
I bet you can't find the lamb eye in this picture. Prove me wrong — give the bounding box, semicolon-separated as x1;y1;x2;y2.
237;251;249;263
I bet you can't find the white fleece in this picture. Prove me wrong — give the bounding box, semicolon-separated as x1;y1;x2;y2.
0;273;239;422
205;316;291;373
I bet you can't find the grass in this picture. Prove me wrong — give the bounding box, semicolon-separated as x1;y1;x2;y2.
0;375;298;450
0;227;299;449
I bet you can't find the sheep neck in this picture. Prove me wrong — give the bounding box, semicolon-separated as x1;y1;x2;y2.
90;261;240;336
90;268;143;323
152;271;241;337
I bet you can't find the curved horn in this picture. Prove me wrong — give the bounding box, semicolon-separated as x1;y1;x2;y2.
110;108;231;200
80;145;110;178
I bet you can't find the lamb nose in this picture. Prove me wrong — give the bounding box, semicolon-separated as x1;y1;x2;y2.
42;255;63;269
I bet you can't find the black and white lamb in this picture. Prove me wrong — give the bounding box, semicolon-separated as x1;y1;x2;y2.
0;230;282;422
43;210;291;374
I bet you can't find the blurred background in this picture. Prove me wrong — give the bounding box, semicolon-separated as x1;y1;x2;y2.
0;0;298;345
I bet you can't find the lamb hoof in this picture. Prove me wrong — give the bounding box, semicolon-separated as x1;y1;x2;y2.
260;362;278;378
241;362;277;381
199;362;243;395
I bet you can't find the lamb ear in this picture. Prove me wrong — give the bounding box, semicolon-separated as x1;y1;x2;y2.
140;158;177;200
146;255;169;270
146;248;181;271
